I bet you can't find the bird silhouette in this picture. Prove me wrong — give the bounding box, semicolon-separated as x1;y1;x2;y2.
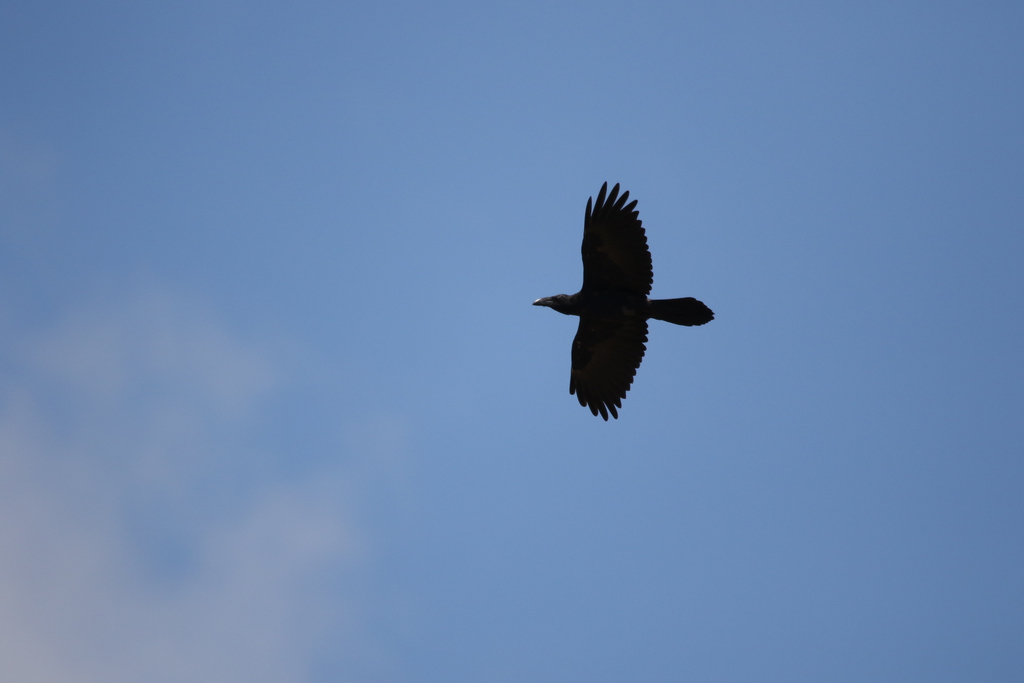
534;182;713;419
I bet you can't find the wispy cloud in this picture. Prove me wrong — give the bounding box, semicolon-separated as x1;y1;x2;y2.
0;293;389;682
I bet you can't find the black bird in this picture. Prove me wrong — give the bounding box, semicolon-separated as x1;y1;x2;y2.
534;182;713;420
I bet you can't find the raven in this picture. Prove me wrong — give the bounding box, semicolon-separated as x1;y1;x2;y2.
534;182;713;420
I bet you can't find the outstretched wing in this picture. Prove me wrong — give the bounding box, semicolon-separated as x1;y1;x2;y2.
581;182;653;296
569;315;648;420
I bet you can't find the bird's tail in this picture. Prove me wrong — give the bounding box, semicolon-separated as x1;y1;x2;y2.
648;297;714;326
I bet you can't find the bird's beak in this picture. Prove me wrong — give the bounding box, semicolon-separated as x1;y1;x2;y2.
532;298;548;307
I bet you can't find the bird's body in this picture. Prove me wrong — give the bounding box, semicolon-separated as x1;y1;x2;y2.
534;182;713;420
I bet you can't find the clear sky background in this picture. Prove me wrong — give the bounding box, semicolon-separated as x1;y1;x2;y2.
1;1;1022;681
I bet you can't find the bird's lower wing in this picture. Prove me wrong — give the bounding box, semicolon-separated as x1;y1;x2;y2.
569;316;648;420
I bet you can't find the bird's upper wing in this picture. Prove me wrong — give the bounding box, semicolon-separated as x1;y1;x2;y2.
581;182;653;296
569;315;648;420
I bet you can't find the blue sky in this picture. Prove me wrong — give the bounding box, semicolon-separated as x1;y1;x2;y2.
1;1;1022;681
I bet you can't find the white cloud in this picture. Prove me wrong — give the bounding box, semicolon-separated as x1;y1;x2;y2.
0;293;388;682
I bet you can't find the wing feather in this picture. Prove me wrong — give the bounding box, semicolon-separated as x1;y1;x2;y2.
581;182;653;296
569;315;648;421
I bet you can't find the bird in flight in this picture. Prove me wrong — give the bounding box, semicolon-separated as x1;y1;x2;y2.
534;182;713;420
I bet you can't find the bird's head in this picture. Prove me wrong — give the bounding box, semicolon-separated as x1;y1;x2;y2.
532;294;577;315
